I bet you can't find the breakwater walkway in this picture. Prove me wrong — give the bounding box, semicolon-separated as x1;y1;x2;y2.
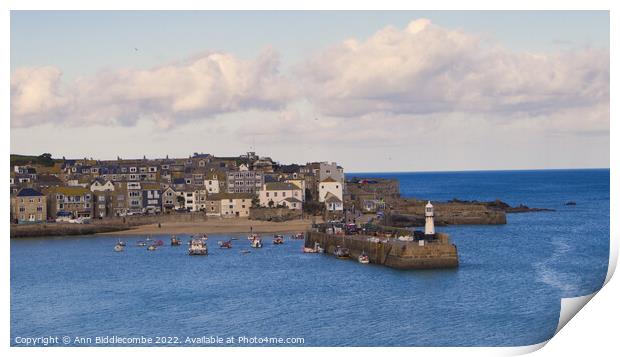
305;231;459;269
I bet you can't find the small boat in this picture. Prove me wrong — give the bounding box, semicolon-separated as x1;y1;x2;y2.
145;236;152;242
218;240;233;249
358;251;370;264
315;242;325;253
117;239;126;247
189;238;208;255
241;249;251;254
273;235;284;245
230;237;239;240
171;236;182;246
291;233;305;240
154;239;164;246
114;243;124;252
303;247;317;253
334;246;350;259
198;234;208;241
248;233;260;241
147;244;157;251
250;238;263;248
137;240;147;247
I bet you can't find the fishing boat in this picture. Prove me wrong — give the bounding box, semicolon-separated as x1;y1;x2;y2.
188;238;208;255
114;243;124;252
334;245;350;259
147;244;157;251
358;251;370;264
170;236;182;246
218;240;233;249
250;237;263;248
273;235;284;245
136;240;147;247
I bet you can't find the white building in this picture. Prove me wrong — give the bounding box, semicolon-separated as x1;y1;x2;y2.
258;182;303;210
319;177;343;211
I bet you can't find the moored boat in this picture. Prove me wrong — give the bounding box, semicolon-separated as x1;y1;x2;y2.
250;237;263;248
137;240;147;247
147;244;157;251
117;239;126;247
248;233;260;241
358;251;370;264
114;243;124;252
334;245;350;259
273;235;284;245
189;238;208;255
291;232;305;240
155;239;164;246
171;236;182;246
218;240;233;249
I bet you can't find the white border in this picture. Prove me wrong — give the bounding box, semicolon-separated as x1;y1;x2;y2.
3;1;616;356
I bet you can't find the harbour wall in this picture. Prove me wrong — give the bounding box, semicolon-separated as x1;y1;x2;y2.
305;231;459;270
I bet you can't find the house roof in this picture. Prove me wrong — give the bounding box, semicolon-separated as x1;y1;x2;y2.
264;182;298;191
17;188;44;197
321;176;338;183
324;192;343;203
284;197;302;203
207;192;254;201
49;186;91;195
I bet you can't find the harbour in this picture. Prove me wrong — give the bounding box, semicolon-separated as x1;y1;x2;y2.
10;169;609;347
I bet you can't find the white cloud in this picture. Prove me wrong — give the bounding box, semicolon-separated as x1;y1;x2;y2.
299;18;609;133
11;48;295;128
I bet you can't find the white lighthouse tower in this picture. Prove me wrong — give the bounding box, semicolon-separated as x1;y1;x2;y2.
424;201;435;236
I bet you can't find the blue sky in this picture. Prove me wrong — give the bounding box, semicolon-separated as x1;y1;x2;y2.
10;11;610;171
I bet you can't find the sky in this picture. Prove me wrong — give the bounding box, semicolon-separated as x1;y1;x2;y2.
10;11;610;172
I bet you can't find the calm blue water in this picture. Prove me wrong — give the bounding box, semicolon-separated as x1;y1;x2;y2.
11;169;609;347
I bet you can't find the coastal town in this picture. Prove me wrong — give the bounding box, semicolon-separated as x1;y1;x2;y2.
10;152;353;225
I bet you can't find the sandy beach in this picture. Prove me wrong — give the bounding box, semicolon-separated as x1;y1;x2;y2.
97;218;318;236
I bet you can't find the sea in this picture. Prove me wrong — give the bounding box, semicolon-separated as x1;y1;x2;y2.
10;169;610;347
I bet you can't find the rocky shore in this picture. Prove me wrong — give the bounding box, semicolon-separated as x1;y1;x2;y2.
383;198;553;228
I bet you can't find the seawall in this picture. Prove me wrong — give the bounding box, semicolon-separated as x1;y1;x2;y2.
305;231;459;270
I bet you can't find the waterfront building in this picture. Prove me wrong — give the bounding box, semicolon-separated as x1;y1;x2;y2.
12;188;46;224
161;186;179;212
258;182;304;210
46;186;94;219
206;193;253;218
93;191;113;218
142;183;162;214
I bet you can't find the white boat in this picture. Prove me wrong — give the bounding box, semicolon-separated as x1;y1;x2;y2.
358;252;370;264
114;243;124;252
189;238;208;255
250;238;263;248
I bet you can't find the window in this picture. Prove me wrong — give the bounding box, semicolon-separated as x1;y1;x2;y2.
283;192;286;197
336;185;339;189
266;192;270;197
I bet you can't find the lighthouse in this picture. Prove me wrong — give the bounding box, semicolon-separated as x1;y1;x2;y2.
424;201;435;236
